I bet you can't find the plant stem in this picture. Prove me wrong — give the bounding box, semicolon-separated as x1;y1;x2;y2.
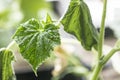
98;0;108;59
6;41;16;50
91;48;120;80
102;48;120;65
90;0;108;80
90;63;103;80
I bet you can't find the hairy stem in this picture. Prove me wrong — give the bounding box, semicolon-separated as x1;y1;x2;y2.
98;0;108;59
102;48;120;65
6;41;16;50
90;63;103;80
90;0;108;80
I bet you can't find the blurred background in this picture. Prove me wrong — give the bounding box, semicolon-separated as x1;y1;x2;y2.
0;0;120;80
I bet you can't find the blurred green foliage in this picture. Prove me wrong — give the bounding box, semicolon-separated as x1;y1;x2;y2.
20;0;52;21
0;0;52;48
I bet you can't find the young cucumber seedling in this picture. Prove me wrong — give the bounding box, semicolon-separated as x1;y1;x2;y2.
1;0;120;80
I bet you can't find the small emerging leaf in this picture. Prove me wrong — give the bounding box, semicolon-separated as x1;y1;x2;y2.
0;48;15;80
61;0;99;50
12;18;60;74
46;14;52;24
42;14;53;26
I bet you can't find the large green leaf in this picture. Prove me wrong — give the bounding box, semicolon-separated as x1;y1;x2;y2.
12;18;60;74
61;0;99;50
0;48;15;80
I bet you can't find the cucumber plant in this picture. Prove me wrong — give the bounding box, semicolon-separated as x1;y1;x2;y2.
0;0;120;80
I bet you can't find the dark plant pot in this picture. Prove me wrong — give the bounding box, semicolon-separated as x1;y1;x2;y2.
60;73;85;80
16;68;85;80
16;69;53;80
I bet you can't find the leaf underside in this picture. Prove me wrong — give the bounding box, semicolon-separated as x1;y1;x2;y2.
0;48;15;80
61;0;99;50
12;18;60;74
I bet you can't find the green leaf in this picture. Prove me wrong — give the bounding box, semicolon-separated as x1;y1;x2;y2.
61;0;99;50
42;14;53;26
12;18;60;74
46;14;52;24
0;48;15;80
